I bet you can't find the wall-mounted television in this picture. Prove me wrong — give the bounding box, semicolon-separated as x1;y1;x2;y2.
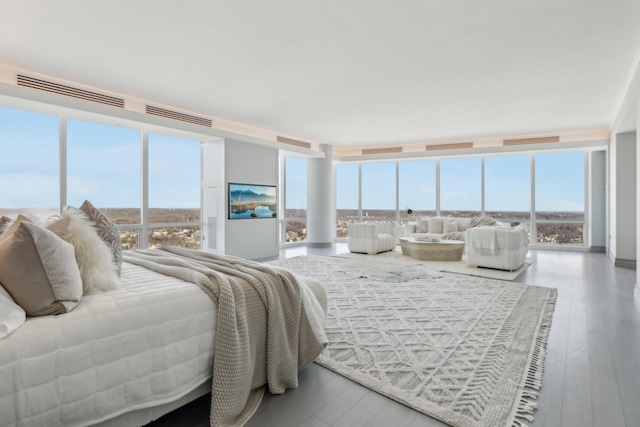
228;183;277;219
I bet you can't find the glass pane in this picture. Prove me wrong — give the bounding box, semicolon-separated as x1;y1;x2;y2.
285;220;307;242
285;157;307;219
537;223;584;244
440;157;481;216
149;226;201;249
148;133;201;224
0;106;59;218
399;160;436;222
535;152;584;221
362;162;396;222
120;229;139;250
485;154;530;220
67;119;141;225
336;164;359;237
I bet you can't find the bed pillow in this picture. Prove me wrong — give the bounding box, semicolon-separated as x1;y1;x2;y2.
428;217;443;234
79;200;123;276
0;285;26;339
415;217;429;233
0;218;82;316
442;217;458;233
48;209;121;294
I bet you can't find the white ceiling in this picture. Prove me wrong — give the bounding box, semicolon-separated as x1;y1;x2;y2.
1;0;639;147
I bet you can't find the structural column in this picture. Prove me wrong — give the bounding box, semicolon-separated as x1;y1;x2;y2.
307;144;334;246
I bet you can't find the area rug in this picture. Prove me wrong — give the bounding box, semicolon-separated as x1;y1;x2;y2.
269;255;556;427
333;248;533;281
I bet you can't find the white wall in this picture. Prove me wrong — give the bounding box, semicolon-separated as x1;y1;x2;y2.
224;140;279;259
614;132;636;265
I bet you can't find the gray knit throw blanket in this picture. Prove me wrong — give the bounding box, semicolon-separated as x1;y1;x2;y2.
123;247;325;427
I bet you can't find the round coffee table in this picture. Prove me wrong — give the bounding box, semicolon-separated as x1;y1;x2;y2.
399;237;465;261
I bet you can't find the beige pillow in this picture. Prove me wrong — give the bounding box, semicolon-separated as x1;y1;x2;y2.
0;217;82;317
79;200;123;276
415;217;429;233
428;217;443;234
442;217;458;233
48;209;121;294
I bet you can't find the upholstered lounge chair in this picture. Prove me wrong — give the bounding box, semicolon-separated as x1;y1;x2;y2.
348;222;396;255
465;226;528;270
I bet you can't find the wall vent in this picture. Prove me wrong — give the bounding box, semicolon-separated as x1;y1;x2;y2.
17;75;125;108
145;105;212;127
425;142;473;151
277;136;311;149
503;136;559;146
361;147;403;155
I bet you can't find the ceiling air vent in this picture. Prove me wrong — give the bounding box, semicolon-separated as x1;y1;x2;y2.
145;105;212;127
362;147;403;155
17;75;124;108
503;136;559;146
277;136;311;149
425;142;473;151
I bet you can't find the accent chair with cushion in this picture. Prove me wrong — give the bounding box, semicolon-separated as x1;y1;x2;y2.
348;222;396;255
465;226;529;271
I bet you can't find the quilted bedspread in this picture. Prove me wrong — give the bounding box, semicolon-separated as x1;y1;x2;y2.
0;261;217;426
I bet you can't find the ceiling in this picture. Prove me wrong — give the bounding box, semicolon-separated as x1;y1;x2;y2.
1;0;639;148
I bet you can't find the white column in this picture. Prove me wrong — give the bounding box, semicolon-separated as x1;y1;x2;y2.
307;144;334;245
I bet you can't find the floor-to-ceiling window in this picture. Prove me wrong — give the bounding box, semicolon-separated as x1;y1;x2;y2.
67;119;142;249
535;151;585;244
148;133;201;249
283;156;307;243
0;107;59;218
336;164;359;238
334;149;590;247
484;154;531;224
399;160;436;224
440;157;481;217
362;162;396;222
0;106;202;250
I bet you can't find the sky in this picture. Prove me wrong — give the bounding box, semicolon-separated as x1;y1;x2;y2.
0;106;200;210
1;105;585;213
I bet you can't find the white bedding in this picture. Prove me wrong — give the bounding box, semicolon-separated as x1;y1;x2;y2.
0;263;215;426
0;261;325;427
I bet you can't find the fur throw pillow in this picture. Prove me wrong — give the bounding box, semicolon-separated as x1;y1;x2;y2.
47;209;121;294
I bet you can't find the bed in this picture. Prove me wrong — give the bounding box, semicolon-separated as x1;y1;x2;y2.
0;206;328;427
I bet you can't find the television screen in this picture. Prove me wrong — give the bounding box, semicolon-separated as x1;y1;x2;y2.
228;183;277;219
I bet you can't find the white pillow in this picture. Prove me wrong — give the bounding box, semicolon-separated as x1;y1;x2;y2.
47;209;121;294
0;286;26;339
428;217;444;234
442;218;458;233
415;217;430;233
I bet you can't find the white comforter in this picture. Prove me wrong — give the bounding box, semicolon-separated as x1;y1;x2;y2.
0;261;326;427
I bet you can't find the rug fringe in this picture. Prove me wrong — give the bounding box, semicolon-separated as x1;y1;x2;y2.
511;289;557;427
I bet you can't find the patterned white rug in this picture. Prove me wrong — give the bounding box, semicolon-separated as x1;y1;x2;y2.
333;247;533;281
270;255;556;427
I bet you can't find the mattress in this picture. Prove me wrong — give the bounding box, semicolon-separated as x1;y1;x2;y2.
0;262;217;427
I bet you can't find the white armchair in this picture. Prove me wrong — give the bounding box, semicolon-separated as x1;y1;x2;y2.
347;222;396;255
465;226;528;271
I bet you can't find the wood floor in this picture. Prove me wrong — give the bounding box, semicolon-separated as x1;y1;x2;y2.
147;245;640;427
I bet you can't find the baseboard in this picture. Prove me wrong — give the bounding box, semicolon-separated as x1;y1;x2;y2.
589;246;606;253
614;258;637;269
306;242;333;248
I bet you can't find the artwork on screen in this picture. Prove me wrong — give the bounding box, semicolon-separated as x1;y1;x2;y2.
228;183;277;219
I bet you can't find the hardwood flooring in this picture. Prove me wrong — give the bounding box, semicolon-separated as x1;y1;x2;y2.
147;245;640;427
